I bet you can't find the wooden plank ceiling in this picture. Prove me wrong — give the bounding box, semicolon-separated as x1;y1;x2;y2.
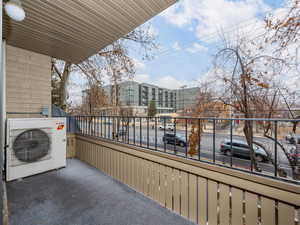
3;0;176;63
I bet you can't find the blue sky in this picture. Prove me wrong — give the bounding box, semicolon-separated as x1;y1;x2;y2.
128;0;285;88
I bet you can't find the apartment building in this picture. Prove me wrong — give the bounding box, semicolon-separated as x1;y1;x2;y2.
97;81;199;116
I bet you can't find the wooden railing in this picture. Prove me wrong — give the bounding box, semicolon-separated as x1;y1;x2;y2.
75;135;300;225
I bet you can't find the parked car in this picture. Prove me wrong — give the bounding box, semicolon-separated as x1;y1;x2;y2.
162;133;186;147
220;139;268;162
285;133;300;144
159;123;175;131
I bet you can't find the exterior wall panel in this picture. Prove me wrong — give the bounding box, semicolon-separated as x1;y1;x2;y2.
6;45;51;118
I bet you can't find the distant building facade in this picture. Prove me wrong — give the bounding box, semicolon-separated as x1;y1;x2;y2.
97;81;199;116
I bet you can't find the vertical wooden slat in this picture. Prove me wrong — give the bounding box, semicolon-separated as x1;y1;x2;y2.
108;150;112;176
159;164;166;206
148;161;154;197
244;192;258;225
166;167;173;210
103;148;106;173
101;147;104;171
173;169;180;214
123;154;128;185
219;183;230;225
120;153;124;183
141;159;146;194
180;171;188;218
116;151;120;181
92;144;96;167
111;150;115;178
154;163;160;202
133;157;138;190
198;177;207;225
189;174;197;223
231;188;243;225
278;202;294;225
208;180;218;225
261;197;275;225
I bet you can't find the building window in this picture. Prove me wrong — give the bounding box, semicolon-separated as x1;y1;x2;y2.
152;88;156;101
158;89;163;107
138;85;142;106
165;91;168;107
142;86;149;106
170;92;174;108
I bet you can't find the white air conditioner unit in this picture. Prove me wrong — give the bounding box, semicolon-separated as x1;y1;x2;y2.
6;118;66;181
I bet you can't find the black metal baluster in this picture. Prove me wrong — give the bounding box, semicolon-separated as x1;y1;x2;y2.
164;117;166;152
133;117;136;145
274;121;278;177
104;116;107;138
147;117;149;148
155;117;157;151
213;119;216;163
230;119;233;167
127;117;130;144
250;120;254;172
185;118;188;158
198;119;201;160
140;117;142;146
174;118;177;155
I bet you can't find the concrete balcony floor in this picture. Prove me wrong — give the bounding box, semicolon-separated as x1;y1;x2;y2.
7;159;194;225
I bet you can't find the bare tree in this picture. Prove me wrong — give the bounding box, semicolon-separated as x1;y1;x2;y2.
52;24;158;111
214;35;287;172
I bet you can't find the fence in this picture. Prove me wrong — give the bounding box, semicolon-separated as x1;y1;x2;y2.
75;135;300;225
69;116;300;184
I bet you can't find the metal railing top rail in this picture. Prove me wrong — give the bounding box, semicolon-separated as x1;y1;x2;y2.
68;115;300;185
69;115;300;122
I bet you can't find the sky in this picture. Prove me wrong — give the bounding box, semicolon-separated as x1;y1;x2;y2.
129;0;285;88
69;0;289;105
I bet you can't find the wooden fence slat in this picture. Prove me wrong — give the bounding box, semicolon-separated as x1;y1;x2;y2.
189;174;197;223
180;171;188;218
208;180;218;225
159;164;166;206
244;192;258;225
198;177;207;225
173;169;180;214
219;183;230;225
154;163;160;202
278;202;294;225
166;167;173;210
231;187;243;225
261;197;275;225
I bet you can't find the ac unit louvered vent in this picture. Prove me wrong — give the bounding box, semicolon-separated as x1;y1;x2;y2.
12;129;50;163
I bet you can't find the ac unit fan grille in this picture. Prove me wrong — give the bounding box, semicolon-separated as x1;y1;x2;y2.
12;129;50;163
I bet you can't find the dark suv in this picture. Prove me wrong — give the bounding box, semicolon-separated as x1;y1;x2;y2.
220;139;268;162
162;133;186;147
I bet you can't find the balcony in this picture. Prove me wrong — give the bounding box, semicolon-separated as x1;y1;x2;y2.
6;116;300;225
7;158;193;225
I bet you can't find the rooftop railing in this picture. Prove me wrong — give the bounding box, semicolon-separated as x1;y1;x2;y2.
68;116;300;184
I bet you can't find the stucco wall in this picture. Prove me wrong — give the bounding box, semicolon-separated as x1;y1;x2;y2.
6;45;51;118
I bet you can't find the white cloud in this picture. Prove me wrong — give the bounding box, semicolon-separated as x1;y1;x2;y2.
172;41;182;51
161;0;271;43
133;74;194;89
186;42;207;53
133;74;151;83
132;58;145;70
